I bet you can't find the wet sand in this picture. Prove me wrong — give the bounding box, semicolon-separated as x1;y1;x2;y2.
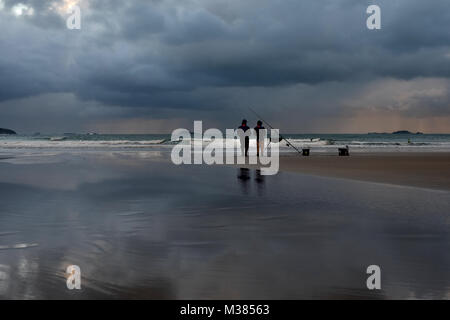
0;152;449;299
280;153;450;191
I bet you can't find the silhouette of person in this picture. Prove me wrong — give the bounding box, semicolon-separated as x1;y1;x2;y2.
238;119;250;157
254;120;265;157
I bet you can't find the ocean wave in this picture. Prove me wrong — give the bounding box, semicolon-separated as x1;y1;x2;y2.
0;139;167;149
1;136;450;153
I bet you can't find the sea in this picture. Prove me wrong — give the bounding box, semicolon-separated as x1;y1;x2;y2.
1;133;450;154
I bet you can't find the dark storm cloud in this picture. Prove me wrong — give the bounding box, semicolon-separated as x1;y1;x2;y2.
0;0;450;132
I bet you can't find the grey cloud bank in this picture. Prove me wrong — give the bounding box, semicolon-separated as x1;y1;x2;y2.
1;0;450;133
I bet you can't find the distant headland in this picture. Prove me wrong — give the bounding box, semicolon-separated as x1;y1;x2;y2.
0;128;16;134
392;130;423;135
368;131;424;135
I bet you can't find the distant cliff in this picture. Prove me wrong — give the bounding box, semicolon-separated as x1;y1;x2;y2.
0;128;16;134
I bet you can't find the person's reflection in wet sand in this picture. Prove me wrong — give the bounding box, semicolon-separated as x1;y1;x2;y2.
255;169;266;196
237;168;251;194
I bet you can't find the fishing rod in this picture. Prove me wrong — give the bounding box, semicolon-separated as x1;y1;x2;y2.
248;107;303;155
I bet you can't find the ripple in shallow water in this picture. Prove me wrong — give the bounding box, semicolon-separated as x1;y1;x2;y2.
0;243;39;250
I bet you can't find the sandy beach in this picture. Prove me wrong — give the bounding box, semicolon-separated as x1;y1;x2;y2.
0;151;449;299
279;153;450;191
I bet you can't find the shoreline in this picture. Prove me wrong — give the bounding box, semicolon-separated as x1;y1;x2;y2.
278;152;450;191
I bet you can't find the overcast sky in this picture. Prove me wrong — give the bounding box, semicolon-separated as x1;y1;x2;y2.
1;0;449;133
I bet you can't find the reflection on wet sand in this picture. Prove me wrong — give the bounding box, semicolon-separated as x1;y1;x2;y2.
0;153;449;299
237;168;251;194
255;169;266;196
237;168;266;196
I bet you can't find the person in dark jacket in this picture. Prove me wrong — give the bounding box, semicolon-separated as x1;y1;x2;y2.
254;120;265;157
238;119;250;157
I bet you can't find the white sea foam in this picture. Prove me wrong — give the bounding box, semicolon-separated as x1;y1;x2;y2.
0;139;167;149
1;136;450;154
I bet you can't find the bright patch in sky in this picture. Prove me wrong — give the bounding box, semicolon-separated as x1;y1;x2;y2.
11;3;34;16
50;0;83;16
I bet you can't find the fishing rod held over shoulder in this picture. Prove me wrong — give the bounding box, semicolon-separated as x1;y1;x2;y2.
248;107;303;155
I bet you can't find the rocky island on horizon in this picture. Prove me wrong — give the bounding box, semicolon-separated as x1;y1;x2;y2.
0;128;17;134
367;131;425;135
392;130;423;135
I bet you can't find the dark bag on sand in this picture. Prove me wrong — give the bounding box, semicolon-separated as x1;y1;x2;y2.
338;148;349;156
